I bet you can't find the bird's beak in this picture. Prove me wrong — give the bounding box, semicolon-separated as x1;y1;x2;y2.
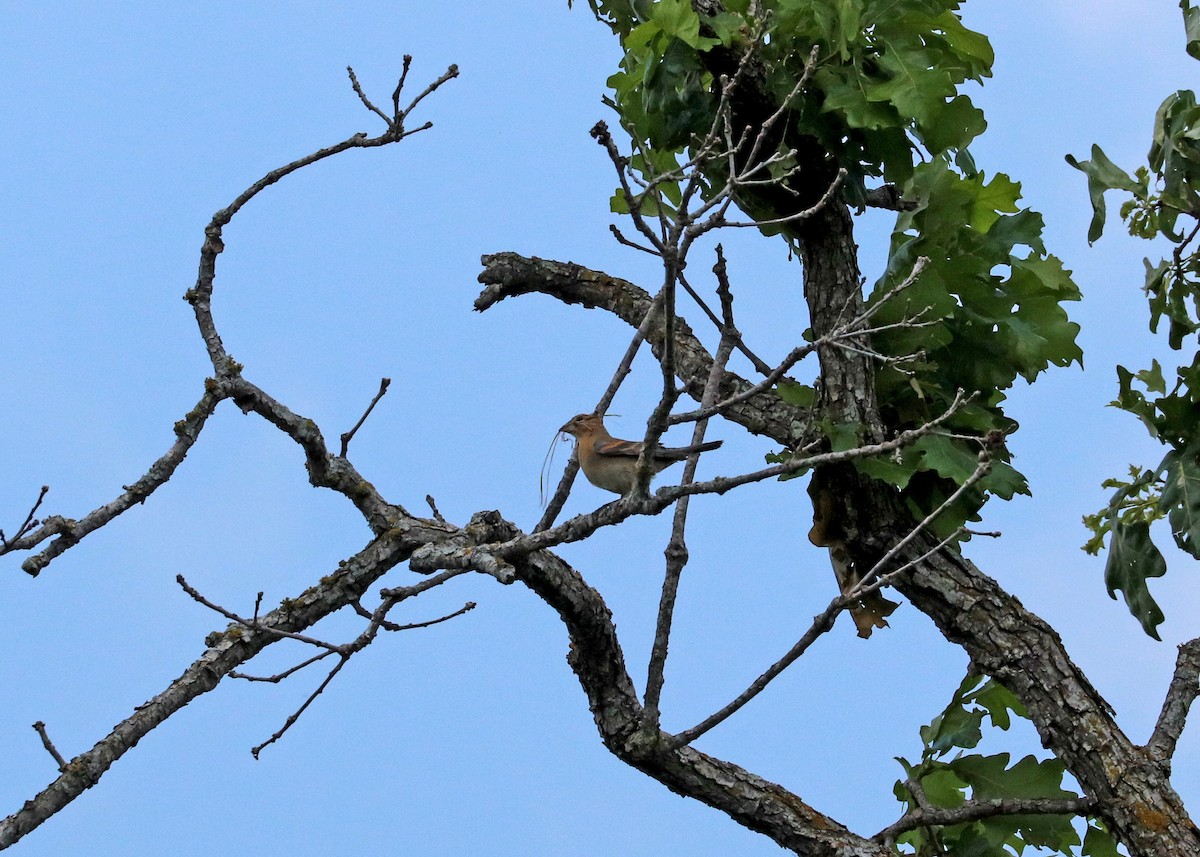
558;422;572;434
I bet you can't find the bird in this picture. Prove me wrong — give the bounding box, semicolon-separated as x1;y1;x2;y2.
558;413;722;495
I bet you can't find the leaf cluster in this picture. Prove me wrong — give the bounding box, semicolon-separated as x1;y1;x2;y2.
861;158;1082;534
1069;3;1200;637
894;673;1119;856
591;0;996;203
583;0;1084;537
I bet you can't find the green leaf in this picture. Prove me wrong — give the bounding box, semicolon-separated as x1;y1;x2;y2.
950;754;1080;850
981;460;1030;501
922;702;985;753
920;94;987;154
1105;519;1167;639
920;765;969;808
776;379;816;408
1185;0;1200;61
955;756;1077;818
867;47;956;128
930;10;994;78
854;452;918;489
825;420;863;453
649;0;721;50
968;172;1021;232
1065;145;1144;243
1082;821;1122;857
1161;445;1200;558
914;434;981;485
970;678;1027;731
1138;359;1168;394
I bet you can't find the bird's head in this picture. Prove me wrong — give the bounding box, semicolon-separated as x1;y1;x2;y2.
559;413;605;438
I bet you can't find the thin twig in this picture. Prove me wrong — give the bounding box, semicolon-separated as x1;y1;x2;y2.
873;796;1098;844
401;63;460;121
391;601;476;631
13;387;224;576
852;417;984;590
669;592;843;748
31;722;68;772
177;575;342;653
232;650;337;683
715;169;847;230
677;269;774;376
251;656;350;759
644;247;739;729
340;377;391;456
392;55;413;119
425;495;447;524
671;480;979;750
0;485;49;548
609;224;660;256
346;66;391;125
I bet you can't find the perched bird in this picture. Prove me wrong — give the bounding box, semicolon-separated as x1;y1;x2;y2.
558;413;722;495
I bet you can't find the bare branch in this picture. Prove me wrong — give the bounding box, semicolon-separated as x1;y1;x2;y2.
31;722;68;773
390;601;476;631
12;386;223;576
0;527;425;848
1146;637;1200;767
425;494;448;524
609;223;660;256
346;66;391;125
476;254;811;445
340;377;391;456
0;485;49;549
232;650;338;683
251;656;350;759
644;248;739;729
669;593;842;749
677;269;774;377
392;55;413;118
874;796;1098;844
399;62;460;123
712;169;846;230
177;575;344;653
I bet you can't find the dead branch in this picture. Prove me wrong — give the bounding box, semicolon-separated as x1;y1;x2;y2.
31;722;68;773
644;247;740;730
340;377;391;456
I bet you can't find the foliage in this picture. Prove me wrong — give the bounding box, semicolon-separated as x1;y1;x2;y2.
866;159;1080;534
1071;1;1200;638
583;0;1082;537
895;673;1121;856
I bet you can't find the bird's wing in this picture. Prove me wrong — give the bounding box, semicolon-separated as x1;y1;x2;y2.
593;437;644;458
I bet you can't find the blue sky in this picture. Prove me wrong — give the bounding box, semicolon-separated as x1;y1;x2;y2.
1;2;1197;854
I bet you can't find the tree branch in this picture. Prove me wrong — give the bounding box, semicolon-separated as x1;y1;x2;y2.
1147;637;1200;768
873;795;1098;844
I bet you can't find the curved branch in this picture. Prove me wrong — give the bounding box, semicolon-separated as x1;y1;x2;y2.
472;511;891;857
476;253;812;444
